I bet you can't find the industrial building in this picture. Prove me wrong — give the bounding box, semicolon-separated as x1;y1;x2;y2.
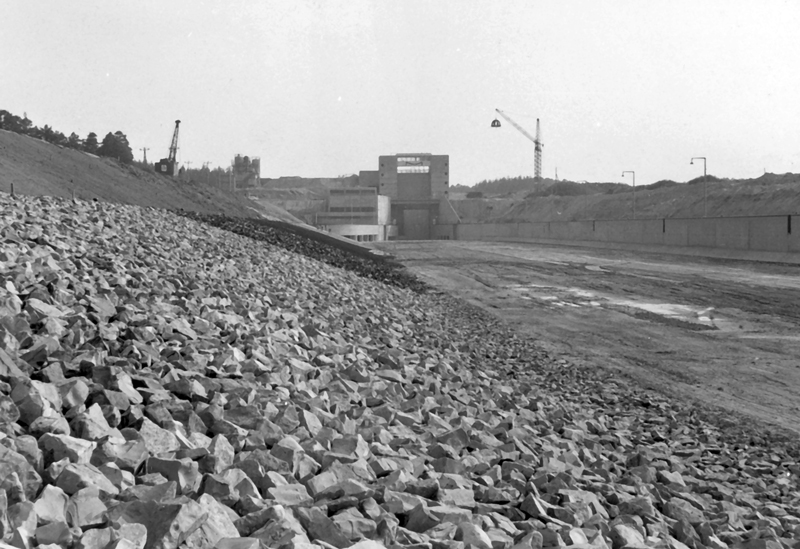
315;187;394;242
314;153;455;241
232;154;261;189
356;153;451;240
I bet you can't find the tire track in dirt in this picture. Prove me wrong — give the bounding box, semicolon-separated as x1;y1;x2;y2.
379;240;800;436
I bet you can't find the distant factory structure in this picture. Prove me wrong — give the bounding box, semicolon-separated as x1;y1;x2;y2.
315;153;458;241
232;154;261;189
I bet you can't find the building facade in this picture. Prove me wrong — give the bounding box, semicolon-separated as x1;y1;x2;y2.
376;153;449;240
315;187;395;242
311;153;451;242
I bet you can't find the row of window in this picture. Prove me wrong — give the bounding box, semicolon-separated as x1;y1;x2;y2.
330;188;375;195
381;161;449;167
343;234;377;242
378;181;449;186
379;172;448;176
329;206;376;212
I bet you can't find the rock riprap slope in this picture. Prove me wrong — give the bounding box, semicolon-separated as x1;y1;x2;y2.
175;212;428;294
0;193;797;549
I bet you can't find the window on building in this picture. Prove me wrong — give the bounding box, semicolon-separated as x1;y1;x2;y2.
329;207;376;213
397;165;430;173
397;156;430;173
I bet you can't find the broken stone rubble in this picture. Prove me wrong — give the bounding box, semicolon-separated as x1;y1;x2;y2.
0;193;797;549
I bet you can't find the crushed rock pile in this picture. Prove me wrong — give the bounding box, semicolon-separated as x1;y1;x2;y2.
0;192;798;549
176;212;428;294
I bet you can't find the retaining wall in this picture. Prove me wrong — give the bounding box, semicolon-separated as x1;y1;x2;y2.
448;215;800;256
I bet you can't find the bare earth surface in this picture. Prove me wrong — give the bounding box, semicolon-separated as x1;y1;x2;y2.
377;240;800;436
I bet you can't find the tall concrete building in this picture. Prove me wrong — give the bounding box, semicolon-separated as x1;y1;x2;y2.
374;153;449;240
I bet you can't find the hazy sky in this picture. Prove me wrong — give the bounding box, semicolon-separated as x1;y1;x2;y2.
2;1;798;185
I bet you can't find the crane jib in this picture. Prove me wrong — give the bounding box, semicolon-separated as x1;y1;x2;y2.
494;109;543;179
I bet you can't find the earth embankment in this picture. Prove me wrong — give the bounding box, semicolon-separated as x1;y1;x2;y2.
0;129;299;222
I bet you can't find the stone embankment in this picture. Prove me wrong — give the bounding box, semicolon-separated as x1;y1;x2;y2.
175;212;428;294
0;193;797;549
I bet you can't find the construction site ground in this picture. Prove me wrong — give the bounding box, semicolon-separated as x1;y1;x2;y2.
377;239;800;438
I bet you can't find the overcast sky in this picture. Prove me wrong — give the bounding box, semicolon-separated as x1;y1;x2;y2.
2;1;798;186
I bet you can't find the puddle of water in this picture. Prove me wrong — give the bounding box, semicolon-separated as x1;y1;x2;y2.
570;288;596;299
509;283;723;329
606;300;719;328
507;283;554;290
616;300;697;318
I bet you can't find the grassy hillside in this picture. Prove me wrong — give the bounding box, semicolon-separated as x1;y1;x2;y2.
0;129;301;223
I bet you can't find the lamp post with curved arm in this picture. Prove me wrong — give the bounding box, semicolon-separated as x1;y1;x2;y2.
690;157;707;217
622;171;635;219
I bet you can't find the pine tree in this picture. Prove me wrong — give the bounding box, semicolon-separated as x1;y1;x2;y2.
84;132;99;154
97;131;133;163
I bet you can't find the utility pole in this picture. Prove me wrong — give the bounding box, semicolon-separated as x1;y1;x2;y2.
622;171;636;219
690;157;707;217
140;147;149;164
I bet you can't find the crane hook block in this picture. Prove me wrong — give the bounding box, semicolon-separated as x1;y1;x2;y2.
491;118;501;128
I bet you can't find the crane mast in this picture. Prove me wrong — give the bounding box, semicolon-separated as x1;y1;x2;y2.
155;120;181;177
168;120;180;164
494;109;543;180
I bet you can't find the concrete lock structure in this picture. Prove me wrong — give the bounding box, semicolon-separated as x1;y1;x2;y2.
378;153;449;240
434;214;800;262
318;153;454;241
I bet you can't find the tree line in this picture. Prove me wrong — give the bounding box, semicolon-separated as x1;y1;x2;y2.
0;109;134;164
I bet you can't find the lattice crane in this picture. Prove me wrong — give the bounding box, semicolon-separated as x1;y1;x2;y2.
155;120;181;176
491;109;543;180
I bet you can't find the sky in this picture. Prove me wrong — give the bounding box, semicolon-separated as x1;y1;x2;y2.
2;0;799;186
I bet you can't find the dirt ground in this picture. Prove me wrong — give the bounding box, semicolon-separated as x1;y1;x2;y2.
377;240;800;436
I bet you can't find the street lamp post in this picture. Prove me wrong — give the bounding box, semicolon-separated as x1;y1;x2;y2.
622;171;636;219
690;157;707;217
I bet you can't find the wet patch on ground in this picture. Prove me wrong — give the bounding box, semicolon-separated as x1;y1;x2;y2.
507;283;724;331
628;309;717;331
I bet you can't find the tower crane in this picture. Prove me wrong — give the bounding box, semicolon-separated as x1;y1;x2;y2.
155;120;181;176
491;109;543;180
